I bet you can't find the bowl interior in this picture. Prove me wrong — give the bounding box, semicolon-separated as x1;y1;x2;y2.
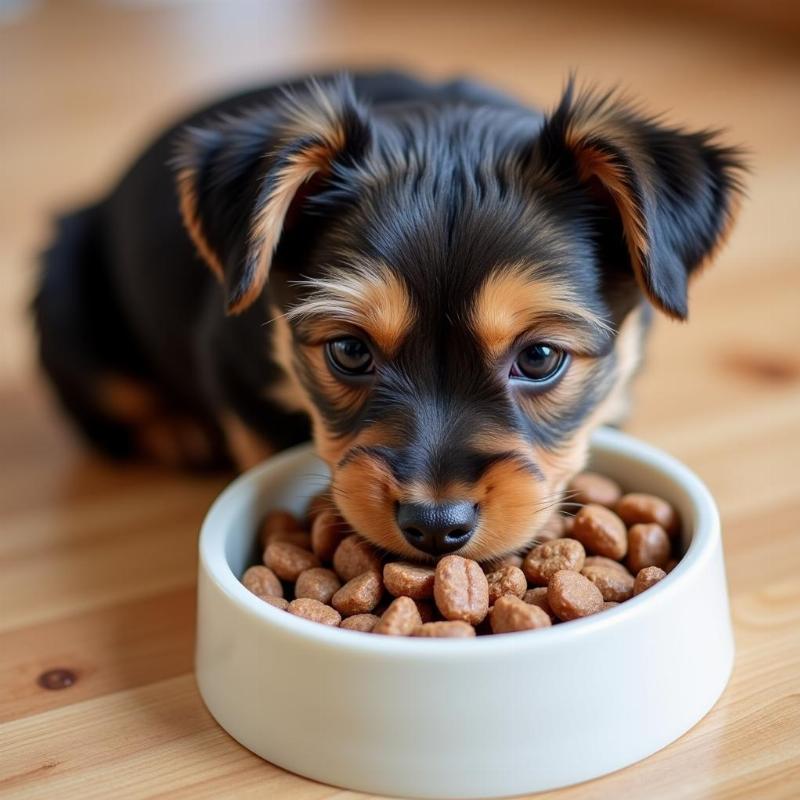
201;426;717;654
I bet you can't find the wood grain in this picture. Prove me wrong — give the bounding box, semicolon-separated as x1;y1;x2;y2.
1;1;799;798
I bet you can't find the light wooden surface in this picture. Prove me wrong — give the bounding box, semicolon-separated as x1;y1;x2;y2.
1;1;799;798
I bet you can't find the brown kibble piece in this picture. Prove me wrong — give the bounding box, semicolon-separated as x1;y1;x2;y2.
374;596;423;635
572;504;628;560
535;513;566;542
242;565;284;598
295;567;342;604
523;538;586;586
497;553;524;569
486;565;527;605
340;613;380;632
310;510;350;562
581;564;634;602
331;571;383;616
616;493;680;537
634;566;667;595
583;555;630;574
522;587;557;621
383;562;436;599
602;601;619;610
627;523;671;574
568;471;623;508
491;595;552;633
264;541;320;581
561;515;575;535
333;534;382;582
414;621;476;638
287;598;341;626
259;595;289;610
267;528;312;549
305;491;332;526
434;555;490;625
547;569;604;621
258;509;304;548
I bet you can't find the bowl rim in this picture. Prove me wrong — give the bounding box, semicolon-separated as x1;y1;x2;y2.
199;427;720;659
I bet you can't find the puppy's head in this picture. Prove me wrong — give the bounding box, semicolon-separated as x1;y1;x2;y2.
176;76;743;561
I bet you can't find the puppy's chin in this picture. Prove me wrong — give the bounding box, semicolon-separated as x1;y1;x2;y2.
330;450;568;563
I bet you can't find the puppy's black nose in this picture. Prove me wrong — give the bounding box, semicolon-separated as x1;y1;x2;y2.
396;501;477;555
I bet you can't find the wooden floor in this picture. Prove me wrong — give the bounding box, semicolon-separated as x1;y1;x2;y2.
1;1;799;798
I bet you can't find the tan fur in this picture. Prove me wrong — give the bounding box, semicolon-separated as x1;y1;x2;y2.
571;144;650;281
287;259;415;357
175;167;225;281
220;412;275;471
95;375;160;423
233;141;342;314
470;263;611;360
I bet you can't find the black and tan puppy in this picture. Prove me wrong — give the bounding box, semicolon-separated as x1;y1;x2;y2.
34;70;743;562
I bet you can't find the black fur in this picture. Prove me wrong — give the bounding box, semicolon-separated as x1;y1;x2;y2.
34;70;743;476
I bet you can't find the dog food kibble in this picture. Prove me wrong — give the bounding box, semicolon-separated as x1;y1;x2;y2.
486;565;527;604
434;555;490;625
310;510;350;562
414;620;476;638
572;504;628;560
548;569;604;620
264;540;320;581
331;571;383;616
333;534;383;582
616;493;680;537
633;566;667;595
523;538;586;585
241;565;284;598
240;469;684;636
627;523;671;574
374;596;423;635
491;595;552;633
294;567;342;604
581;562;634;602
305;491;332;526
259;509;303;548
383;562;436;599
535;513;568;542
340;613;380;632
287;598;342;626
568;471;623;508
261;596;290;610
522;587;557;621
495;553;525;569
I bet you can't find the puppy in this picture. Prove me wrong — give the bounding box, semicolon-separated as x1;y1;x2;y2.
34;70;743;562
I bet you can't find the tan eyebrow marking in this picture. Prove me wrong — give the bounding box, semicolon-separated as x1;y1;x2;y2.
470;262;612;359
286;258;415;356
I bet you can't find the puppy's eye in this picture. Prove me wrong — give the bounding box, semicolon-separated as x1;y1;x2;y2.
511;344;568;384
326;337;374;376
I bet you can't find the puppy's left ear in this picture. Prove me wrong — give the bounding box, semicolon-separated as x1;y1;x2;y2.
537;83;746;319
174;76;371;314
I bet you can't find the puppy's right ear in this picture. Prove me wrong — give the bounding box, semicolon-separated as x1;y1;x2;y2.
174;77;371;314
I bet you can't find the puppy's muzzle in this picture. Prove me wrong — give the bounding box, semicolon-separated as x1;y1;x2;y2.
396;500;478;556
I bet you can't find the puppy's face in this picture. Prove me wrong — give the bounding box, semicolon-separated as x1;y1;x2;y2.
177;77;743;561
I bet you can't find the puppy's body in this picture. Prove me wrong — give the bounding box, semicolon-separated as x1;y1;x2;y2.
35;70;742;561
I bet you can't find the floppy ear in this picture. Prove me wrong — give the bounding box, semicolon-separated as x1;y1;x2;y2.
537;83;745;319
174;77;371;315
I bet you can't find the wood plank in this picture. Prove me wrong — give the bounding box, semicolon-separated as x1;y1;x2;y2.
1;0;798;797
0;586;195;724
0;577;797;800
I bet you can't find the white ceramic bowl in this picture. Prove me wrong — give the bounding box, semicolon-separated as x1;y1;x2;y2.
196;427;733;798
